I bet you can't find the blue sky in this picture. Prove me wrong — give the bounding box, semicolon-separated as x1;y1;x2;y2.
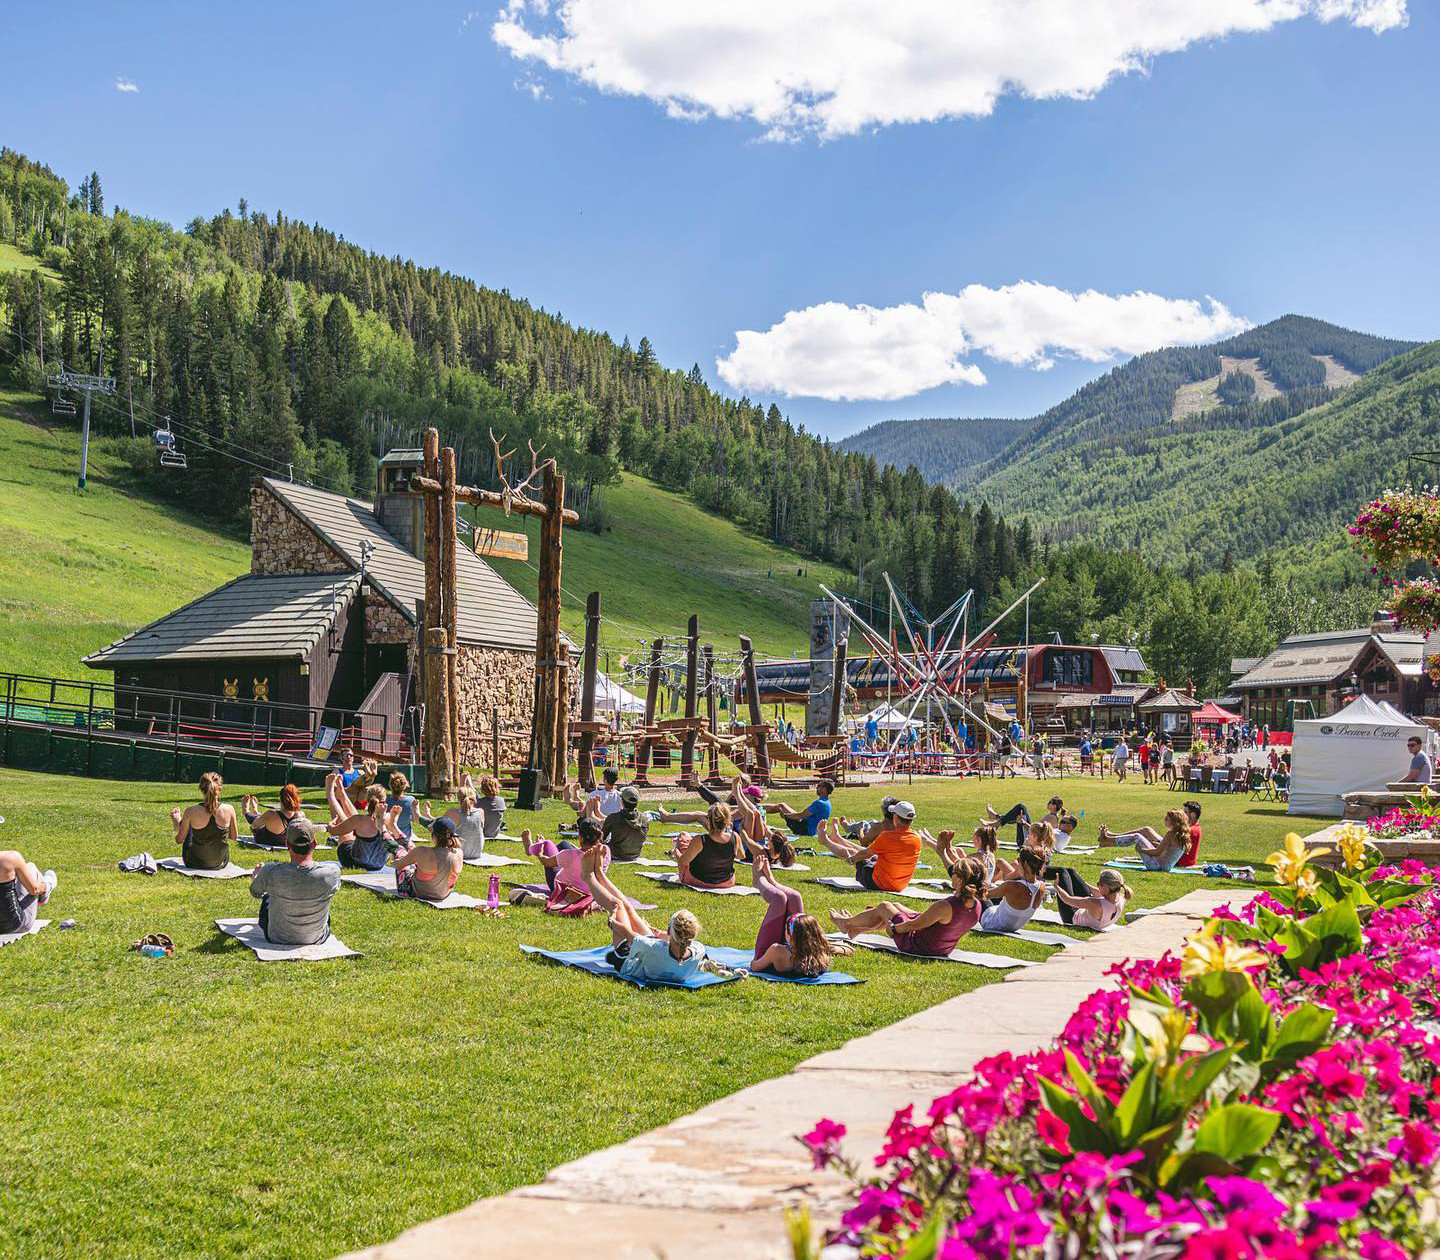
1;1;1435;439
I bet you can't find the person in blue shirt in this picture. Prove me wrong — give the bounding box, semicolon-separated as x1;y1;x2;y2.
767;778;834;836
1008;719;1024;746
864;716;879;748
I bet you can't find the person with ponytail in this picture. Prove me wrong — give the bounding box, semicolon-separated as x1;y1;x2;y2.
744;839;838;977
417;784;489;859
170;772;238;870
731;784;799;869
326;778;392;871
1050;868;1132;929
673;802;742;890
828;856;987;958
606;906;726;984
394;815;464;902
240;784;310;846
978;847;1049;933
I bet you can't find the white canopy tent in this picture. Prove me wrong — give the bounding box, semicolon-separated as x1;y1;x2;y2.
859;702;924;733
1287;694;1434;817
590;674;645;715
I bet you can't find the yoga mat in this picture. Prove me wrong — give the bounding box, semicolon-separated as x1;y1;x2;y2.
519;944;741;989
972;925;1077;947
241;836;333;852
632;871;760;895
341;869;482;909
461;853;531;868
1104;861;1209;876
840;932;1038;970
157;857;252;880
704;946;862;985
215;918;359;962
632;857;811;872
0;919;48;948
811;876;949;902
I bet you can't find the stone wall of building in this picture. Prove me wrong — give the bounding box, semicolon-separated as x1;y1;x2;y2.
250;484;350;576
364;590;414;649
455;645;538;767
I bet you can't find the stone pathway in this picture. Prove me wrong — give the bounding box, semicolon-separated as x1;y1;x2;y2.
338;888;1241;1260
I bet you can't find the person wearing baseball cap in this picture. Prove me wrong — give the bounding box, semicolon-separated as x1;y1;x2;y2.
603;785;649;862
817;798;922;892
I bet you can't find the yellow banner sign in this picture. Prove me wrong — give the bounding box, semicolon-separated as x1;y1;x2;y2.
474;527;529;562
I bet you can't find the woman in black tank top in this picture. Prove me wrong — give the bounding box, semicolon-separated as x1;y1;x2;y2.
675;802;741;889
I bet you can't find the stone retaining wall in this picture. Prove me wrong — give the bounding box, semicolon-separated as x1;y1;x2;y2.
250;484;350;575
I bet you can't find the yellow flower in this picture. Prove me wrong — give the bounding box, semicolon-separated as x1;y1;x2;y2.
1128;1005;1209;1070
1420;785;1434;807
1180;920;1270;979
1333;822;1375;874
1266;832;1314;886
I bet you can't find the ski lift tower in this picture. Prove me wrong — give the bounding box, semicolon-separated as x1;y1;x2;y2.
47;369;117;490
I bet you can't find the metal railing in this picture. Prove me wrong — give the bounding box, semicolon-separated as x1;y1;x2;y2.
0;669;396;773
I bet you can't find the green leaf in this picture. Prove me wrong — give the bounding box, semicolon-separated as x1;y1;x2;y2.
1063;1049;1108;1115
1191;1102;1281;1162
1327;869;1377;907
899;1209;945;1260
1111;1061;1157;1147
1230;985;1273;1061
1266;1004;1335;1071
1037;1078;1109;1153
1167;1046;1237;1112
1183;971;1252;1035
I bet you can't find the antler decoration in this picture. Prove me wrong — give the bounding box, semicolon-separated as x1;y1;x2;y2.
487;429;548;515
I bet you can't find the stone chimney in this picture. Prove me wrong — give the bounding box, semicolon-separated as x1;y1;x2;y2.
1372;609;1398;634
374;449;426;558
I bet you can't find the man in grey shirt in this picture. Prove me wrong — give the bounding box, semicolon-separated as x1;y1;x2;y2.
250;818;340;945
1400;736;1433;786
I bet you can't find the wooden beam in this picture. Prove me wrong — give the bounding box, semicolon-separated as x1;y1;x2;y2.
703;643;722;784
412;475;580;524
528;460;569;792
442;445;461;778
739;636;770;784
827;634;848;740
577;590;601;791
680;614;699;788
633;637;663;785
421;428;452;795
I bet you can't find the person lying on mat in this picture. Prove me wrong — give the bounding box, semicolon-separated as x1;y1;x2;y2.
928;825;1012;886
384;772;419;841
0;848;56;936
170;772;238;870
393;816;463;902
603;785;650;862
836;795;898;843
605;907;720;984
326;780;396;871
730;788;799;868
660;777;764;841
1051;868;1132;929
978;847;1048;934
984;796;1063;848
249;819;339;946
526;821;649;931
817;801;922;891
828;856;987;957
743;844;839;977
673;804;743;889
241;784;309;845
1097;808;1189;872
417;785;489;860
763;778;834;837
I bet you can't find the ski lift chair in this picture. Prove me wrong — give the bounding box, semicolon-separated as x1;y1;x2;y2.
159;447;188;469
52;392;76;416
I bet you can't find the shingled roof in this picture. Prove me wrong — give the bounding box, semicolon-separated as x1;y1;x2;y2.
259;478;552;653
1232;628;1424;690
84;573;361;665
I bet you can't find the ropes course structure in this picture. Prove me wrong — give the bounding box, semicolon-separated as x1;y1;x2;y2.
819;574;1046;773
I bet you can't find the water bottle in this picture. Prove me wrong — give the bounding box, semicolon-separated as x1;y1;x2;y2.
487;873;501;910
140;944;168;959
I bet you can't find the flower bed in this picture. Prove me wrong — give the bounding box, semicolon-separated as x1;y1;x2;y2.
1349;488;1440;573
797;832;1440;1259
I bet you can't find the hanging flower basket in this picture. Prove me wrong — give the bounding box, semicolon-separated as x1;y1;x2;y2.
1348;487;1440;571
1389;577;1440;634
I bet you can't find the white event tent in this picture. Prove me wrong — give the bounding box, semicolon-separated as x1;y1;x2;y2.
860;702;924;733
1287;694;1434;817
591;674;645;715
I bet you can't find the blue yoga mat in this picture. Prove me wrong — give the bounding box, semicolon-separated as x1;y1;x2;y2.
704;946;862;985
519;944;739;989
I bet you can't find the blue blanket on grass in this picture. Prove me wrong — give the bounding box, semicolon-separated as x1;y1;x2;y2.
519;944;861;987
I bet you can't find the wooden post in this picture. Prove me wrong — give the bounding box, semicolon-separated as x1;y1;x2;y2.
577;590;601;791
703;644;721;784
634;637;663;785
680;614;699;787
491;705;500;777
1016;648;1029;737
740;635;770;784
827;634;848;739
529;460;569;792
441;446;461;777
421;429;453;795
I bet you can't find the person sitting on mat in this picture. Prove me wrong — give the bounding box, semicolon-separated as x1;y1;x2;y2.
248;818;339;947
241;784;309;846
469;772;509;838
1097;808;1189;871
394;815;463;902
526;820;650;931
385;772;419;842
764;779;834;837
673;803;743;890
1177;801;1204;868
326;780;396;871
744;843;838;977
564;766;624;821
1051;868;1132;929
818;801;922;891
984;796;1063;848
417;785;489;860
0;848;56;936
170;772;238;870
928;824;1011;885
603;785;650;862
606;906;723;984
978;847;1048;933
828;856;987;958
729;788;800;867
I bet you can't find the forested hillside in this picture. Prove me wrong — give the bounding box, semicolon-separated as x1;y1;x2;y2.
837;416;1032;484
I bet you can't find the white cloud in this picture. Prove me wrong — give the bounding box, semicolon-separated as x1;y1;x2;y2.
716;282;1252;402
492;0;1407;139
115;77;139;93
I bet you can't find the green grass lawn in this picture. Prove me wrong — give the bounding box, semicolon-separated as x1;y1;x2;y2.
0;239;62;281
0;765;1317;1260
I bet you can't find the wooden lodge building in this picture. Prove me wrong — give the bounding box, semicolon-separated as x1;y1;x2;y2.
84;452;556;760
